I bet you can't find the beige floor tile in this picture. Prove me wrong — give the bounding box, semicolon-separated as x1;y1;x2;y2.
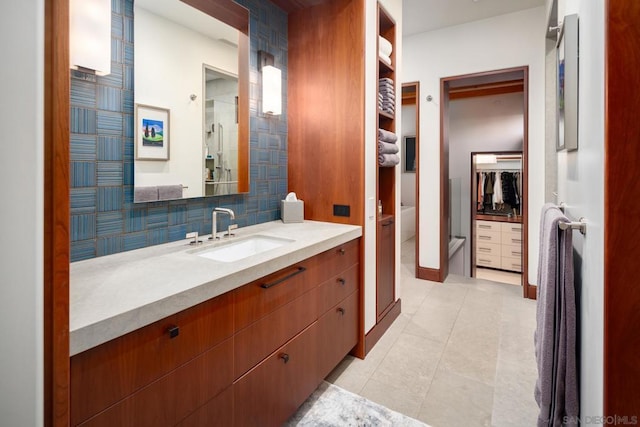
492;356;539;426
403;300;460;344
417;369;494;427
369;333;445;397
360;377;425;418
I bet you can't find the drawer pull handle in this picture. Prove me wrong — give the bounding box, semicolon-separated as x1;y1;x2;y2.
512;239;522;244
167;325;179;339
479;236;491;240
261;266;306;289
338;278;346;286
479;259;491;263
280;353;290;364
478;248;491;252
337;307;345;315
512;251;522;256
512;228;520;232
338;248;346;255
479;225;491;229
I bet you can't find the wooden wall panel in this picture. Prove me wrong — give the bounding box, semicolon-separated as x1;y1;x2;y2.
604;0;640;417
287;0;365;226
44;0;70;425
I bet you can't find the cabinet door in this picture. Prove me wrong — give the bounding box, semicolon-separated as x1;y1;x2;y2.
234;323;320;427
377;217;395;319
317;290;359;380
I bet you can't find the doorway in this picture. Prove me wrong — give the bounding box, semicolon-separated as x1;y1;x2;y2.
440;66;533;298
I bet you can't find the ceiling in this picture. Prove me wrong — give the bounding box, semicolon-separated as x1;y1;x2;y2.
402;0;545;37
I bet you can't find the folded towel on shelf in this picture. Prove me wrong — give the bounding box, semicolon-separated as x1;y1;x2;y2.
378;153;400;167
378;128;398;143
379;36;393;57
158;184;183;200
379;54;392;67
379;77;394;85
134;186;158;202
378;141;399;154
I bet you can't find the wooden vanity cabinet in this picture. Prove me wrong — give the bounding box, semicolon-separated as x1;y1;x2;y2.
376;214;395;320
71;238;360;426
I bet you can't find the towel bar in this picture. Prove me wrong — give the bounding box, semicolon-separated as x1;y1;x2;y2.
558;217;587;235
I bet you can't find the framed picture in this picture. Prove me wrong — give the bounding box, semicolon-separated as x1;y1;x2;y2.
404;136;416;173
556;14;579;151
135;104;170;160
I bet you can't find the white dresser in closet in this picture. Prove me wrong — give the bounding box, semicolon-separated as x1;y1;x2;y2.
476;220;522;272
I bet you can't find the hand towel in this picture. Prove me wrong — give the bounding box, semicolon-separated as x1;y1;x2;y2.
134;186;158;202
379;77;394;85
534;203;579;427
378;35;393;57
378;128;398;143
158;184;183;200
378;141;399;154
378;153;400;167
379;54;392;67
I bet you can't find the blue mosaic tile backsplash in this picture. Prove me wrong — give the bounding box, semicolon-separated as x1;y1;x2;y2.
70;0;288;262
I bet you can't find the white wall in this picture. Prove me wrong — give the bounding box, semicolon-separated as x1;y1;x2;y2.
364;0;402;333
401;104;416;206
0;0;44;425
403;7;546;281
449;93;524;276
134;6;237;198
553;0;605;422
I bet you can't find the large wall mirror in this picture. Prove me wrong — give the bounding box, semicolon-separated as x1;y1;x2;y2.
133;0;249;203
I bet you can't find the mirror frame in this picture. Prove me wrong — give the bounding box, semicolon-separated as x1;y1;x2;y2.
180;0;249;193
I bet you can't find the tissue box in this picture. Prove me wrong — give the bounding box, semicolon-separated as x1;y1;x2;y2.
281;200;304;223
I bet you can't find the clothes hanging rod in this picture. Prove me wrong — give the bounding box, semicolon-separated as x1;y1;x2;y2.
558;217;587;235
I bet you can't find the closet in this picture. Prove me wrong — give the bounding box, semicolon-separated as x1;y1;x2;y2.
472;153;523;283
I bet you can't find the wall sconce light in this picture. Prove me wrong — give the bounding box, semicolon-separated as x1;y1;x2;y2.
259;51;281;116
70;0;111;75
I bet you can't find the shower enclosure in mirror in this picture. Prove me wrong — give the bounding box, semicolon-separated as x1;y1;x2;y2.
133;0;248;202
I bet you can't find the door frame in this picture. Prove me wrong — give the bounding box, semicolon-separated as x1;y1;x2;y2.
439;66;534;299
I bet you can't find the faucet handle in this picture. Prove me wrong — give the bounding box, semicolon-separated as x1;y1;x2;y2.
224;224;238;238
186;231;201;245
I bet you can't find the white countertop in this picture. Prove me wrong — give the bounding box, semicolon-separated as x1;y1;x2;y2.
70;220;362;356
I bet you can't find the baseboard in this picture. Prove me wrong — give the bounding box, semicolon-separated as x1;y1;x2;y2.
364;299;401;356
526;283;537;299
417;266;443;282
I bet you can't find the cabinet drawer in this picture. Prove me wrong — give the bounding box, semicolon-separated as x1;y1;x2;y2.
501;256;522;272
501;222;522;233
318;291;359;380
234;323;321;427
501;232;523;246
78;338;233;427
176;386;233;427
317;263;359;314
71;293;233;425
234;259;317;331
234;288;318;379
476;253;501;269
476;229;501;244
475;241;500;257
476;220;500;232
313;238;360;284
502;244;522;259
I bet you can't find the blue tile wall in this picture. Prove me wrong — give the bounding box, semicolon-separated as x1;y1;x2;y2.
70;0;288;262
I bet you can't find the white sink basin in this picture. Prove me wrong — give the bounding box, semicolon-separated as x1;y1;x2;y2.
195;235;294;263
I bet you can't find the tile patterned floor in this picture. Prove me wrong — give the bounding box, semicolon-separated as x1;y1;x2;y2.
326;238;539;427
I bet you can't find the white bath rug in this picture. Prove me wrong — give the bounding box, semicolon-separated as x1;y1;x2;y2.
286;381;430;427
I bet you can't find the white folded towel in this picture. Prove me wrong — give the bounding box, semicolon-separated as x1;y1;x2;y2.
379;54;392;67
379;36;393;57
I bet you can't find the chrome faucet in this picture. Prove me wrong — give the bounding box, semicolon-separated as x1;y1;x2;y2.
210;207;236;240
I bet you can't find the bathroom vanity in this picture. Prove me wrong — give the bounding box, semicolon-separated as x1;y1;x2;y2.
69;221;361;426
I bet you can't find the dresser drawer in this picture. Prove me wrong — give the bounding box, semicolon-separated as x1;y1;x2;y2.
176;385;233;427
234;259;317;331
475;242;500;257
502;244;522;259
476;253;501;269
476;229;501;244
312;238;360;284
501;232;523;246
501;256;522;272
501;222;522;233
476;220;501;232
71;293;233;426
234;288;318;379
234;323;321;427
78;338;233;427
317;263;359;314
